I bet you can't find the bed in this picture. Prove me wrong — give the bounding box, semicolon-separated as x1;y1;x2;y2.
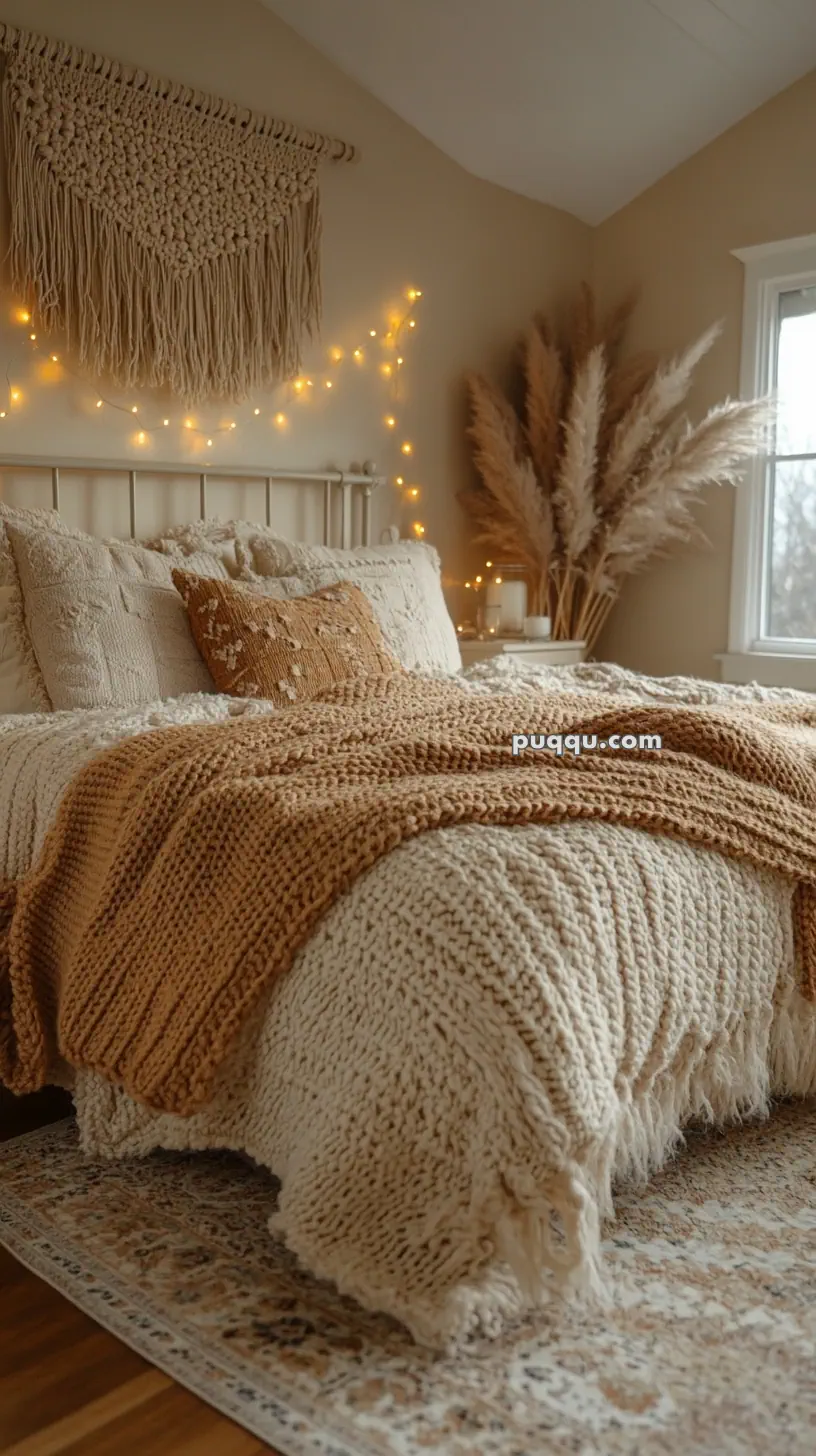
1;456;814;1351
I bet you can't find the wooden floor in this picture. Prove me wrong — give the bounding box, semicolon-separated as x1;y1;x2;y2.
0;1090;277;1455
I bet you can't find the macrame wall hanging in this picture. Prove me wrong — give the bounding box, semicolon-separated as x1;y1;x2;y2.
0;23;356;404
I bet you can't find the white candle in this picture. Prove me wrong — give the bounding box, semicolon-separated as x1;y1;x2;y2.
497;580;527;634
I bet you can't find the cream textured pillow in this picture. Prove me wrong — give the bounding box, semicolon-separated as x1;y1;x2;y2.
248;536;461;675
0;502;74;713
6;522;231;710
174;570;400;706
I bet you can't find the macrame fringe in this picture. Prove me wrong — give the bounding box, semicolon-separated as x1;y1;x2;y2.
3;124;322;404
277;988;816;1351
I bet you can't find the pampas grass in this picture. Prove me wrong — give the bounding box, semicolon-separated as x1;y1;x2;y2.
463;286;771;651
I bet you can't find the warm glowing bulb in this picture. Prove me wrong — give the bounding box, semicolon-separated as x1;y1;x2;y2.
184;419;193;429
163;418;169;426
385;415;396;428
306;379;313;387
95;399;103;408
325;379;333;388
207;438;213;447
131;405;138;414
408;320;416;329
369;329;377;337
51;354;59;362
415;290;422;298
457;624;463;633
400;442;413;455
254;407;261;415
486;560;493;569
475;575;482;584
408;487;420;499
407;289;418;301
329;346;344;362
293;379;304;392
353;348;363;362
412;522;425;537
275;412;286;426
380;364;393;378
397;356;404;365
16;308;30;324
0;412;6;419
29;332;36;340
10;389;20;402
395;476;404;486
488;626;496;635
494;575;503;585
229;421;237;430
465;581;472;590
136;430;146;444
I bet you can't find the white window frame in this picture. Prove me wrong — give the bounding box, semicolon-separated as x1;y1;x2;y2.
720;234;816;691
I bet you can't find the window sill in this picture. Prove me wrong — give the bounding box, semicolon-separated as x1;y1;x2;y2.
717;651;816;691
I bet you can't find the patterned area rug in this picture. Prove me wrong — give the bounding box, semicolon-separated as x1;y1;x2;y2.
0;1109;814;1456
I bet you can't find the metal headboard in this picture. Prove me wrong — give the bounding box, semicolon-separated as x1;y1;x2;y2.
0;455;384;547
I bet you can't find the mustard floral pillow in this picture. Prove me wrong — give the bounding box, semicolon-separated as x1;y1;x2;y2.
173;569;400;706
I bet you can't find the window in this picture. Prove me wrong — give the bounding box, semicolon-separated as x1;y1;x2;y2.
723;237;816;690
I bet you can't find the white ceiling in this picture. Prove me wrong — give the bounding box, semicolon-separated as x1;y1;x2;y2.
260;0;816;223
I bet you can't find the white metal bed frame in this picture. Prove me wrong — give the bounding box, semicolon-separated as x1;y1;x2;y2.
0;455;384;548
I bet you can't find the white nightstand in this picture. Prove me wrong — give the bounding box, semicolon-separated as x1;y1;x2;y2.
458;638;586;668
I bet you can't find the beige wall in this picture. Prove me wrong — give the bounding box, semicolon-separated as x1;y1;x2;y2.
0;0;590;597
593;69;816;679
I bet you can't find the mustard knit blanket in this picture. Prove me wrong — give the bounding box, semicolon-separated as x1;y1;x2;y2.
2;673;816;1116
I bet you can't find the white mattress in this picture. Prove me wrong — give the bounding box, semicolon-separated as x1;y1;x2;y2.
2;662;814;1348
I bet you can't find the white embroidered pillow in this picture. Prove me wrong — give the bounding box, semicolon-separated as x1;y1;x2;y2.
6;522;231;710
0;501;77;712
247;537;461;675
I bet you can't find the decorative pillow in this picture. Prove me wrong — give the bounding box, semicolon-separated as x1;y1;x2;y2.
6;522;232;710
0;501;73;712
143;518;263;577
247;537;461;675
173;569;400;706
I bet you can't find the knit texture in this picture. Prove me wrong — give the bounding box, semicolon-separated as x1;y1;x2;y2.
1;666;814;1346
173;570;399;704
2;673;816;1120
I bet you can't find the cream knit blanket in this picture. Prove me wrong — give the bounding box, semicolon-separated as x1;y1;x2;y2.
2;665;815;1347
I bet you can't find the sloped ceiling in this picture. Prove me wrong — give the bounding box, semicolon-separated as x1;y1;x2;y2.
260;0;816;223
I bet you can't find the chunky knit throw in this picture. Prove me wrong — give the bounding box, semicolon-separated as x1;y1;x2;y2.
2;673;816;1117
0;22;355;402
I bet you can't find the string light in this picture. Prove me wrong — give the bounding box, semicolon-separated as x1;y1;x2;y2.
5;286;426;527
